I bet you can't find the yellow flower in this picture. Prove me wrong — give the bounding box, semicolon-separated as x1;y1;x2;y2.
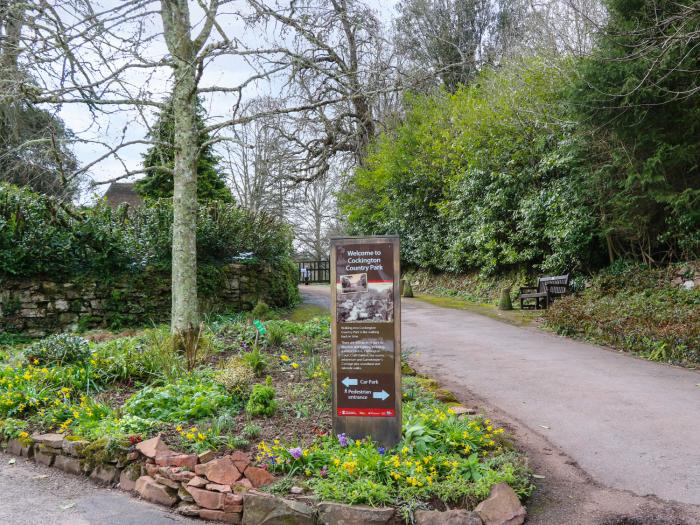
291;362;299;369
18;431;29;439
401;446;409;455
176;425;183;432
280;354;290;362
185;432;195;440
197;433;206;441
333;458;341;466
32;358;39;365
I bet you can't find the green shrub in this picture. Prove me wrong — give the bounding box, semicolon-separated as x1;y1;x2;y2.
0;184;299;309
242;346;268;377
24;334;91;366
242;423;262;439
213;356;255;396
265;323;287;348
245;377;277;417
251;300;271;320
92;331;185;385
124;376;239;422
545;264;700;365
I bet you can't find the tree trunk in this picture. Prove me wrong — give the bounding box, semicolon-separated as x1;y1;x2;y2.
161;0;199;342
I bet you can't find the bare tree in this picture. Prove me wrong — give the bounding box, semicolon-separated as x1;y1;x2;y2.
249;0;401;174
5;0;351;350
288;171;339;259
393;0;530;92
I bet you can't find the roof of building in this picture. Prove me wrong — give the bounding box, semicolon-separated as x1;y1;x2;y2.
103;182;143;209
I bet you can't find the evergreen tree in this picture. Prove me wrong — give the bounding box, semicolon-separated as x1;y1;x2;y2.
136;98;233;202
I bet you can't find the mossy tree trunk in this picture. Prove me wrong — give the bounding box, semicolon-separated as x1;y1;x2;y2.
160;0;210;345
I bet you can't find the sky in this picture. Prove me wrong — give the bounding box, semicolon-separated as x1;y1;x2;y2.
56;0;399;198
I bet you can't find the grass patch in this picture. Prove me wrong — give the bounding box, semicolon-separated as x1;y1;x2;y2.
413;294;539;327
285;303;329;323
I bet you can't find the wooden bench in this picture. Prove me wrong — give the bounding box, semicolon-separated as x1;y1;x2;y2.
519;274;570;310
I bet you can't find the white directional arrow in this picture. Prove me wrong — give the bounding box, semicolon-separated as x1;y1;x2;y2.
342;377;358;387
373;390;390;401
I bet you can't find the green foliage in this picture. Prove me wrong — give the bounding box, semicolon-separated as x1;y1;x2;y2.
242;346;268;377
91;329;185;385
0;101;80;200
245;376;278;417
571;0;700;261
242;422;262;439
545;264;700;364
251;300;271;320
123;376;239;423
265;323;287;348
257;399;532;515
24;334;91;367
0;417;28;440
136;98;233;202
0;184;299;312
343;45;699;275
213;356;255;396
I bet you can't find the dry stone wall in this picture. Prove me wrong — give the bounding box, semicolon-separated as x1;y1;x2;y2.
0;263;282;337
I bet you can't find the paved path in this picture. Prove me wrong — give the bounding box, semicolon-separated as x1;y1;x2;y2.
301;286;700;508
0;453;198;525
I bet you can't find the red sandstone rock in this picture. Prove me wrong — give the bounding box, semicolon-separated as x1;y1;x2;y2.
159;466;196;482
243;466;275;488
154;474;180;490
135;475;178;507
195;456;241;485
223;493;244;513
135;436;170;459
188;486;225;510
206;482;232;493
188;476;209;488
475;483;526;525
156;453;198;470
232;478;253;492
229;451;251;473
199;509;242;523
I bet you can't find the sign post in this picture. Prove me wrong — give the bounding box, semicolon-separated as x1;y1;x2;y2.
330;236;401;447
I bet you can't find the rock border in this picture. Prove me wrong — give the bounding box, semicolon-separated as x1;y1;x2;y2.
1;392;527;525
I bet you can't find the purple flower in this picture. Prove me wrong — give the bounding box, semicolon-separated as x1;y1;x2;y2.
289;447;303;459
338;433;349;447
377;446;386;455
319;466;328;478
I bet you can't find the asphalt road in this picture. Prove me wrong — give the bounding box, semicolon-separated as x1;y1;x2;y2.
0;452;199;525
301;285;700;508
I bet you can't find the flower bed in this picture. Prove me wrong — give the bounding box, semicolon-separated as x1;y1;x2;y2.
0;308;533;523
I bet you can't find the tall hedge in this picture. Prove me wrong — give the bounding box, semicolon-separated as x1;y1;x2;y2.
0;183;299;306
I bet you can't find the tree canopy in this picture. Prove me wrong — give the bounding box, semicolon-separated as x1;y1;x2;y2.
135;99;233;202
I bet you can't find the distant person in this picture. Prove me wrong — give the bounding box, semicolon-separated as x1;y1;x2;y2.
301;266;310;285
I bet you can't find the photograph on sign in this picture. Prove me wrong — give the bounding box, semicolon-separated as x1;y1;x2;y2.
337;281;393;322
340;273;367;293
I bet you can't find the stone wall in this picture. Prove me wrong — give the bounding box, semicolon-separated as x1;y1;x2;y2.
0;263;283;337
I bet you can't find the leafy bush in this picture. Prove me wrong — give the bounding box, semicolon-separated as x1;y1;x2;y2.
124;376;239;422
213;356;255;397
256;400;532;517
242;346;268;378
251;300;271;320
91;330;185;385
0;184;300;309
265;323;287;348
246;377;277;417
545;264;700;364
24;334;91;366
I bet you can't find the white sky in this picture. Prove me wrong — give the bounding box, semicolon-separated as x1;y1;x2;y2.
58;0;399;197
